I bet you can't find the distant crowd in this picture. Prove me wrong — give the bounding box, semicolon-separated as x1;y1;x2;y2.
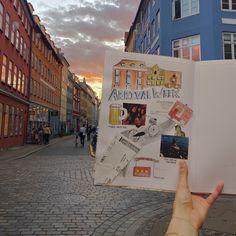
31;125;51;145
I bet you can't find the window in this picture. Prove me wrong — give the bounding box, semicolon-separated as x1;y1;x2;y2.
115;69;120;76
173;0;199;19
13;0;17;8
126;70;131;89
1;55;7;83
173;35;200;61
16;30;20;50
17;3;21;16
0;2;3;31
11;23;15;45
4;105;9;137
0;103;3;137
156;11;160;29
7;61;13;85
20;37;23;55
223;33;236;59
222;0;236;10
21;74;25;94
5;13;10;38
13;65;17;89
137;77;142;90
23;42;26;60
21;10;24;24
17;70;22;92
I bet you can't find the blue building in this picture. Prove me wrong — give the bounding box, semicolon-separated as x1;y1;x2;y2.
125;0;236;61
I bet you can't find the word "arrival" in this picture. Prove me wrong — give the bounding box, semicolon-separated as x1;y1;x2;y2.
108;88;180;101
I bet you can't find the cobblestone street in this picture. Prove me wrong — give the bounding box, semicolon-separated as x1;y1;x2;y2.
0;137;236;236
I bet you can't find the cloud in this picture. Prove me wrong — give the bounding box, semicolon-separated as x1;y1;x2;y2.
32;0;140;93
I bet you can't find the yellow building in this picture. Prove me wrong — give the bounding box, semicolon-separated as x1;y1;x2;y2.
29;15;62;138
146;64;181;89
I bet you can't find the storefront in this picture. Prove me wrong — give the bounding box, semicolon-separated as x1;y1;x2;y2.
27;103;59;143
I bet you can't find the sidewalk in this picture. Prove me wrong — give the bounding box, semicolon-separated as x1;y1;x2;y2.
0;135;73;161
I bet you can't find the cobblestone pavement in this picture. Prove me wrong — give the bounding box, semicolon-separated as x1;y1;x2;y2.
0;137;236;236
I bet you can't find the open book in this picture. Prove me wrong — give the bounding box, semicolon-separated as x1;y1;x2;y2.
94;50;236;194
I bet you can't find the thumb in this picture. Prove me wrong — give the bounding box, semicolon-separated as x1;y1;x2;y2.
177;160;189;191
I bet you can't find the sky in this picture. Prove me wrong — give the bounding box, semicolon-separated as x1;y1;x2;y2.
29;0;140;97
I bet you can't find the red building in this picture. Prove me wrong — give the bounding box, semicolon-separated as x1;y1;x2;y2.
0;0;33;148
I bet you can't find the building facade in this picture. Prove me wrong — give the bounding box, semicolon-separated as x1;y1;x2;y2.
29;14;62;141
72;75;80;132
0;0;33;148
112;59;147;90
126;0;236;61
66;71;74;133
59;53;69;134
79;78;99;129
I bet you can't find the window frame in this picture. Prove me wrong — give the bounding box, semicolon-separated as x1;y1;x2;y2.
172;34;201;61
7;60;13;86
223;32;236;59
11;22;16;45
172;0;199;20
13;65;18;89
21;73;25;95
0;2;3;31
5;13;10;38
17;69;22;92
222;0;236;10
1;55;7;83
16;30;20;51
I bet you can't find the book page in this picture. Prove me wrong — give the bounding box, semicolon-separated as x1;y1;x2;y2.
190;60;236;194
95;50;195;191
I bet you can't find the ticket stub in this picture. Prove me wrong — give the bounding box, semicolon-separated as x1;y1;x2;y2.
94;134;141;184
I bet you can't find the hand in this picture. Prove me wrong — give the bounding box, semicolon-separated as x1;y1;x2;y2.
165;160;224;236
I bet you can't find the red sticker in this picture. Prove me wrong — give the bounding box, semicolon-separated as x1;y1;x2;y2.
168;100;193;125
133;167;151;177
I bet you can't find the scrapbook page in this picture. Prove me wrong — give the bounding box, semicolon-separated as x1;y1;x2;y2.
94;50;236;194
94;50;195;191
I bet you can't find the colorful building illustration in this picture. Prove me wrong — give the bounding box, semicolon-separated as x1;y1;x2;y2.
112;60;147;90
146;64;182;89
146;64;165;87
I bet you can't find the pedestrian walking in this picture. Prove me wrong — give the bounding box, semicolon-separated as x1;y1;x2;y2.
87;125;91;141
43;125;51;145
79;124;86;147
